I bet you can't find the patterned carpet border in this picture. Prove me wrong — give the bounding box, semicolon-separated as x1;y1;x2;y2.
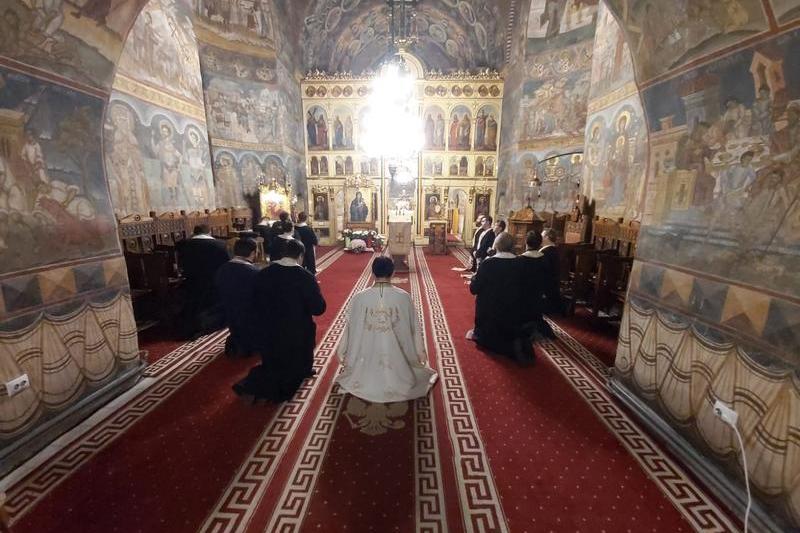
450;246;738;531
409;249;449;533
416;249;509;533
4;249;348;526
538;339;739;532
265;248;441;532
545;318;611;381
450;247;610;382
5;329;229;523
200;256;374;533
144;247;342;380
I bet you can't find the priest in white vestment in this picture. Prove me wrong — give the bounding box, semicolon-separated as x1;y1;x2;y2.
336;256;438;403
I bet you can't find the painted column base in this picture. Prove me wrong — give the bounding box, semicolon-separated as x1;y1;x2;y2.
0;361;146;478
608;371;786;533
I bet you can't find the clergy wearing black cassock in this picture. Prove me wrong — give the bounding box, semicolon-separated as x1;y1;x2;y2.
294;212;319;273
177;224;231;338
236;239;327;402
215;238;260;357
540;228;562;315
516;231;555;340
469;233;534;364
269;219;300;262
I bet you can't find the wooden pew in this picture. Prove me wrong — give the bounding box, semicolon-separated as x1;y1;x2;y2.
208;208;231;238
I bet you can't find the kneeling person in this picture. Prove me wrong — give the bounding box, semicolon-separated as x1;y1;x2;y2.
235;239;326;402
469;232;534;363
215;238;260;356
336;257;438;402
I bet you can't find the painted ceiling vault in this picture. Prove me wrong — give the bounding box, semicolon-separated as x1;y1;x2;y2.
301;0;515;73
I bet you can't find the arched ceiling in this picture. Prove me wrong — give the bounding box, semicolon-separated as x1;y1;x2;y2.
300;0;515;73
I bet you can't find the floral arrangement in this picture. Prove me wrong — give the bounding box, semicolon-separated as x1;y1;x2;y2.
340;229;385;251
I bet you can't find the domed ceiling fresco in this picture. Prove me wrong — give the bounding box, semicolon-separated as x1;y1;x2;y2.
301;0;514;73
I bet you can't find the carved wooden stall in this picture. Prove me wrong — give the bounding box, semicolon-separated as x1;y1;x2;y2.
507;206;544;254
117;208;251;329
428;222;448;255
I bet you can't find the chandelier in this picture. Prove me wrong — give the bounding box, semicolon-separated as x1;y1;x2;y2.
361;1;423;161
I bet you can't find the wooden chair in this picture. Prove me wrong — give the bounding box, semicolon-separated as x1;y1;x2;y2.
231;207;253;231
593;255;634;317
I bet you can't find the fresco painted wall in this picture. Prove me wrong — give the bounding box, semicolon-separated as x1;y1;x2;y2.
0;67;138;438
602;0;800;524
107;0;215;217
581;3;648;221
610;0;770;84
497;0;598;216
0;0;147;90
302;0;510;73
197;0;305;212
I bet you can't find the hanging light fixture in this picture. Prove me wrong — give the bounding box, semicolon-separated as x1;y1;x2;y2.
362;0;422;160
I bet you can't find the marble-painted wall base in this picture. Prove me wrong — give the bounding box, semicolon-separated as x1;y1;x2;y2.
608;372;785;533
0;361;145;478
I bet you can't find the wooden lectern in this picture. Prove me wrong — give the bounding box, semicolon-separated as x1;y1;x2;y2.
387;213;412;273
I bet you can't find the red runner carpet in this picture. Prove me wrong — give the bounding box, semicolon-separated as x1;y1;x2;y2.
549;307;620;367
6;248;736;532
9;250;368;533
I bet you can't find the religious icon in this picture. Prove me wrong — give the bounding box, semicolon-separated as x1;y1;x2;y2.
424;106;446;149
449;157;459;176
320;156;329;175
314;194;329;221
332;108;355;149
449;106;472;150
459;156;469;176
475;192;491;219
425;194;443;220
475;106;499;151
307;106;328;150
348;189;370;222
310;156;319;176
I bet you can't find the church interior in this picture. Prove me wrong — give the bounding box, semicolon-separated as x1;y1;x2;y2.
0;0;798;531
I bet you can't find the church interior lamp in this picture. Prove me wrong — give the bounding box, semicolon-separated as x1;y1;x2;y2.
362;60;423;160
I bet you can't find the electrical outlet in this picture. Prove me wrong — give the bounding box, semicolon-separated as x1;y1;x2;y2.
5;374;30;397
714;400;738;426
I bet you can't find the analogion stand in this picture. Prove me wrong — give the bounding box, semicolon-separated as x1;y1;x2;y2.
387;213;413;272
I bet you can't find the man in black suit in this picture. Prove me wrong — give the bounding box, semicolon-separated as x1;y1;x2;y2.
468;232;533;364
177;224;231;338
294;211;319;274
516;231;555;340
474;215;496;269
465;215;485;273
215;238;260;357
539;227;561;315
235;239;327;402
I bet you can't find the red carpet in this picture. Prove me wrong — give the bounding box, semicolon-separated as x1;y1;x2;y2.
8;250;367;533
549;308;620;367
5;247;737;532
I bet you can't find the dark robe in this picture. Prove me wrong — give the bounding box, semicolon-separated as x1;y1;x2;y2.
177;236;231;337
237;263;326;402
295;224;319;273
516;253;555;339
540;245;561;315
215;258;260;356
469;256;533;363
475;228;496;262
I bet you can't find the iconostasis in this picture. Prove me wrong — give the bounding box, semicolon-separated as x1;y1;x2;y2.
301;61;503;245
